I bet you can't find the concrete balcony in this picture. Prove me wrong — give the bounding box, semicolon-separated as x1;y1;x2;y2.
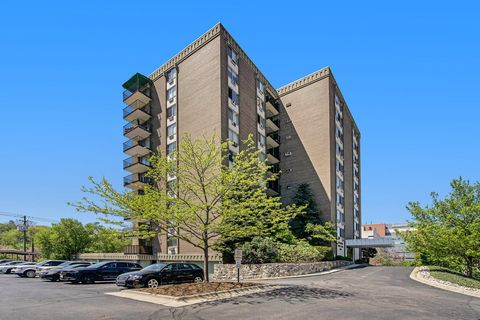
123;73;152;106
123;156;150;174
123;173;152;190
123;89;151;107
266;100;279;117
123;103;151;123
267;135;279;149
123;137;152;157
266;118;279;134
123;122;151;140
267;152;279;164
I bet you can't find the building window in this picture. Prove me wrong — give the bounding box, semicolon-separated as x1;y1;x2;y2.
167;104;176;118
228;88;239;106
335;127;343;140
228;129;238;146
257;114;265;126
336;144;343;156
336;160;344;172
167;142;176;155
258;133;265;148
337;194;344;205
336;176;344;189
257;80;264;93
167;86;176;101
257;98;264;111
228;108;238;126
258;152;266;162
335;110;342;122
228;67;238;87
167;180;176;191
227;46;238;64
166;68;177;83
228;150;235;162
167;123;176;136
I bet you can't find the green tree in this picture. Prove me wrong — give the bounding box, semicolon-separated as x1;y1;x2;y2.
85;223;128;253
0;228;22;249
35;227;55;259
289;183;324;243
0;220;17;234
70;133;303;281
403;178;480;278
49;219;92;260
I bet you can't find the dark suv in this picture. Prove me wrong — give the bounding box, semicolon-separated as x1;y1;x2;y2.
61;261;142;284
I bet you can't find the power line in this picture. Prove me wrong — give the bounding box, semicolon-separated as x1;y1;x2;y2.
0;211;58;223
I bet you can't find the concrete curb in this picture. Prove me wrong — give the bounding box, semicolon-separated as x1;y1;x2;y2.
105;284;282;307
410;266;480;299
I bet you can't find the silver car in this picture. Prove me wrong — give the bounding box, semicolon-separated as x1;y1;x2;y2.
14;260;65;278
0;261;24;274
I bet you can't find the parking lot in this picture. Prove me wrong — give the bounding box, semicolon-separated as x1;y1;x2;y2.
1;267;480;320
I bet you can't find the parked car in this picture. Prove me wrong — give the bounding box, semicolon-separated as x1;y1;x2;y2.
10;262;37;277
0;261;26;274
116;263;204;288
39;262;93;281
61;261;142;284
0;259;13;264
13;260;65;278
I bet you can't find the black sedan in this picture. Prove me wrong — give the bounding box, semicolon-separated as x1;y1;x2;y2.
61;261;142;284
39;262;93;281
116;263;204;288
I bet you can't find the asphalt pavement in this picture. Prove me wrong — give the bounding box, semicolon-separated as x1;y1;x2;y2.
0;266;479;320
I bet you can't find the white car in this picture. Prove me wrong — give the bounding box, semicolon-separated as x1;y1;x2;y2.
14;260;65;278
11;262;37;277
0;261;24;274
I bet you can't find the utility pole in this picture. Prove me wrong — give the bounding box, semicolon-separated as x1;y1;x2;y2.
31;234;35;262
23;216;27;261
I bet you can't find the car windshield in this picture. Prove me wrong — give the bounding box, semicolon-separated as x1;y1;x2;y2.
64;264;89;270
86;262;109;269
56;261;72;267
140;263;166;273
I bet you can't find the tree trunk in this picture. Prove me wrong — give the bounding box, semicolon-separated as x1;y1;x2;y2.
465;257;473;278
203;247;209;282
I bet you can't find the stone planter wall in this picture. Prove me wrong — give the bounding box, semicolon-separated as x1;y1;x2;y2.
213;261;351;281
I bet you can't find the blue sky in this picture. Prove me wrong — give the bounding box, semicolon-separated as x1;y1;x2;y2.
0;1;479;225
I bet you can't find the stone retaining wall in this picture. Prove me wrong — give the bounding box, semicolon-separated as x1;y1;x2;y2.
213;261;351;281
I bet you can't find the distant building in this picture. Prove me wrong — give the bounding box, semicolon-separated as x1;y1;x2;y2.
362;223;415;261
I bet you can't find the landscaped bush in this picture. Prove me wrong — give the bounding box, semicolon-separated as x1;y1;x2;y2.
428;266;480;289
241;237;279;264
240;237;331;264
277;240;330;263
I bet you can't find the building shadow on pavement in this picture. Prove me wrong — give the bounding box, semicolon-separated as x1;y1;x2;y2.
199;285;353;307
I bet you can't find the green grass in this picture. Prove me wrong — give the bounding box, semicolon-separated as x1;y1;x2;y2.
428;266;480;289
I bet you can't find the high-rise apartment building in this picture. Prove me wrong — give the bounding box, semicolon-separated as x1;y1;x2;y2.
121;23;361;258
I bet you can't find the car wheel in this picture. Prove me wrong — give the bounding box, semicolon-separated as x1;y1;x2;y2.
82;275;95;284
25;270;36;278
146;278;159;288
193;276;203;283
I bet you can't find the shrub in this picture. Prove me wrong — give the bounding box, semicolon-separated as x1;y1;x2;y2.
277;240;330;263
241;237;279;264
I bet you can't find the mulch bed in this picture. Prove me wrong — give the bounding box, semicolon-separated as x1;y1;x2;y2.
137;282;259;297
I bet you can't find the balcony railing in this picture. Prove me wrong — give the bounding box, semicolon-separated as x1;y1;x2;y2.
123;174;152;187
123;156;150;170
123;122;151;136
123;104;151;119
123;137;151;153
124;245;153;255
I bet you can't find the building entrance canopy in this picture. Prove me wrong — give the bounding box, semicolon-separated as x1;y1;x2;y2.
345;238;394;248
